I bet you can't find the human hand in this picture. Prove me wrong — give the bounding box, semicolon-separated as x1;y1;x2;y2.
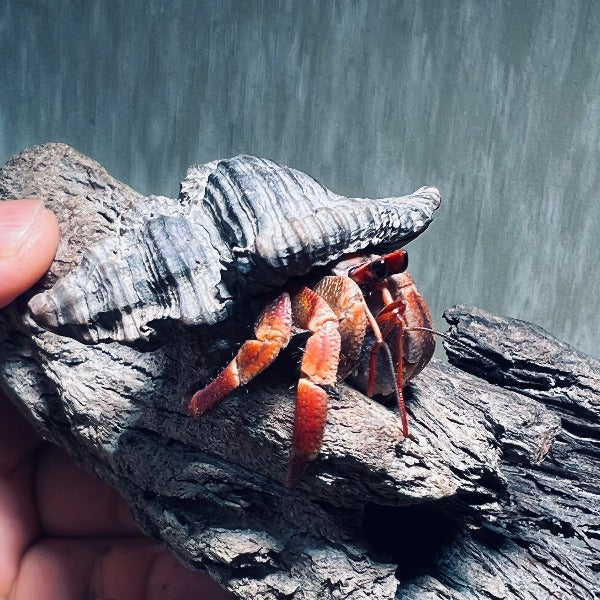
0;199;231;599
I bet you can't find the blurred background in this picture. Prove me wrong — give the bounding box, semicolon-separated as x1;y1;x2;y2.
1;0;598;358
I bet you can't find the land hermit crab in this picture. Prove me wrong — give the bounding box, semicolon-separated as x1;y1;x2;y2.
190;248;435;485
27;155;440;484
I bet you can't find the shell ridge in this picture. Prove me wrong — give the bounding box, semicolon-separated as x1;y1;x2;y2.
257;161;313;269
245;159;343;275
207;159;263;250
142;217;175;321
144;215;228;326
223;157;263;226
204;168;243;247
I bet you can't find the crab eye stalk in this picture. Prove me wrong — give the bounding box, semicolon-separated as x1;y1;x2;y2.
383;249;408;276
348;249;409;285
370;258;388;280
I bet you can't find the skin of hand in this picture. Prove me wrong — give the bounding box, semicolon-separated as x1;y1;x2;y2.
0;199;232;600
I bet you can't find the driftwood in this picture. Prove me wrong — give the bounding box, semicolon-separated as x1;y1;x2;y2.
0;144;598;599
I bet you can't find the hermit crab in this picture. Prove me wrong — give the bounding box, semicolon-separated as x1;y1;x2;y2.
189;248;435;485
27;155;440;484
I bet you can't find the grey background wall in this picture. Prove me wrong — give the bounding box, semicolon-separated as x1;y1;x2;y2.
1;0;598;358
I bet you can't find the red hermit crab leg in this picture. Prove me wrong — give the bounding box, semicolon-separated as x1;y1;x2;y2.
373;273;436;437
287;287;342;487
348;249;412;436
189;293;293;415
375;299;409;436
362;301;410;437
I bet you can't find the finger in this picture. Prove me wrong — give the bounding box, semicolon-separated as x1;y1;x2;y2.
0;456;40;597
10;537;99;600
0;397;41;595
35;444;139;537
0;198;59;308
12;538;232;600
93;541;233;600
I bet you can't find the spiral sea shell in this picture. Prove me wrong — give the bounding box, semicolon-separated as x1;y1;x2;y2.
28;155;441;345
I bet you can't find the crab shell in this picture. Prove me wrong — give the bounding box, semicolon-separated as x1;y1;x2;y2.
27;155;441;345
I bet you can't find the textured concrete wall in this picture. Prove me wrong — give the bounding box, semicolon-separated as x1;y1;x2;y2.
1;0;598;358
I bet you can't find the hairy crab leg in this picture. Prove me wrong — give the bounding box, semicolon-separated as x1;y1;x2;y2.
189;293;293;416
374;299;409;436
287;287;342;487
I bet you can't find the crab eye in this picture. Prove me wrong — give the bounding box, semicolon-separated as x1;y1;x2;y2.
370;258;388;280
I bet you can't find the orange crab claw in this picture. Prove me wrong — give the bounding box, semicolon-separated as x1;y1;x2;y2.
189;292;293;415
287;287;341;486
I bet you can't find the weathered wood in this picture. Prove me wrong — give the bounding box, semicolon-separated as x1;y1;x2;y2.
0;145;597;599
433;306;600;599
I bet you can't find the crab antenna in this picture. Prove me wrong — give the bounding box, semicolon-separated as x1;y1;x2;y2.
405;326;498;370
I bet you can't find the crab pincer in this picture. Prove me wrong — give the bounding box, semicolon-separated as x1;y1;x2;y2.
189;293;293;416
189;285;344;487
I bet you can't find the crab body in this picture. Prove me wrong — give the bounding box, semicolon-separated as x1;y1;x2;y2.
190;250;435;485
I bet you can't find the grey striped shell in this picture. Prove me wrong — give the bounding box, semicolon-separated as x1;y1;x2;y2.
28;155;441;345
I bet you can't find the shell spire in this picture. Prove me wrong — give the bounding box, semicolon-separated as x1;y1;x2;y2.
29;155;441;345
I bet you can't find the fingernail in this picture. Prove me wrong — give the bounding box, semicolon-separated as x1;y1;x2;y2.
0;199;45;259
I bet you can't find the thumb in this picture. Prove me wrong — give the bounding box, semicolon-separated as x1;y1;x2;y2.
0;199;60;308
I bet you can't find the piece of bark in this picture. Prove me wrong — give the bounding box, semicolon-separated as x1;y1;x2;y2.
0;144;591;599
442;305;600;423
429;305;600;598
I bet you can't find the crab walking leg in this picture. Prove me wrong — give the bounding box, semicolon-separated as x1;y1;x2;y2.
376;301;409;436
311;276;368;379
287;287;342;486
189;293;293;416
